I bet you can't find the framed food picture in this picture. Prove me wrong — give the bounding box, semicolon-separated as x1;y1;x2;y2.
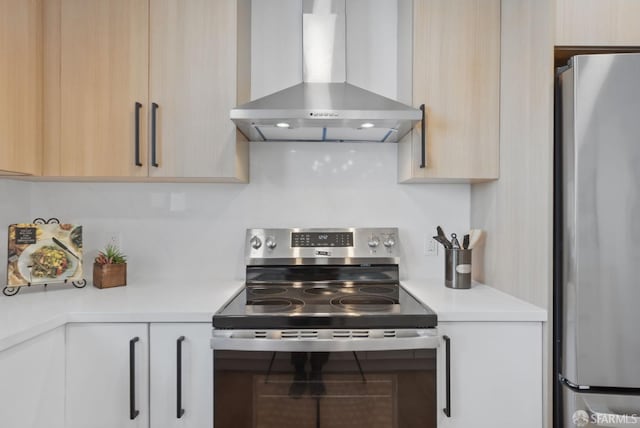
6;223;84;294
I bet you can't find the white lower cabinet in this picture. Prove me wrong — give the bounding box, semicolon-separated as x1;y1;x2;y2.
149;323;213;428
65;322;213;428
4;320;541;428
0;327;65;428
66;323;150;428
437;322;543;428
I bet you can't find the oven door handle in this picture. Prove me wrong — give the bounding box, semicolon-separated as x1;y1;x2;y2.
211;332;440;352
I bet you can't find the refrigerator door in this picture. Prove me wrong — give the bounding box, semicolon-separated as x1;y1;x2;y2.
561;54;640;388
562;385;640;427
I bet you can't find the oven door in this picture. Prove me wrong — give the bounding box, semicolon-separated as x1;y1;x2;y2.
212;329;439;428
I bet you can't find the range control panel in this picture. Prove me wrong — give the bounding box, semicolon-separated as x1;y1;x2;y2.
245;228;399;264
291;232;353;248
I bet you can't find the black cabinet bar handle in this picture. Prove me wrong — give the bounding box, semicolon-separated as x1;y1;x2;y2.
443;335;451;417
151;103;159;167
177;336;186;419
129;336;140;420
419;104;426;169
134;103;143;167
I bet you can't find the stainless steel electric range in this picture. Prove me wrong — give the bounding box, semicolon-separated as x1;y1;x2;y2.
212;228;441;428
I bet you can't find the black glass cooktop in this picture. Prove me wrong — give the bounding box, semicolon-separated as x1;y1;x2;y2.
213;285;437;330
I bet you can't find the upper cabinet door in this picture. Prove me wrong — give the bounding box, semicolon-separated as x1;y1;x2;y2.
556;0;640;46
45;0;149;177
0;0;42;176
398;0;500;182
149;0;249;181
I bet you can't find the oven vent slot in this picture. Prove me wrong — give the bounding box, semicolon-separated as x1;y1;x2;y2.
254;331;267;339
281;330;319;339
383;330;397;338
332;330;370;339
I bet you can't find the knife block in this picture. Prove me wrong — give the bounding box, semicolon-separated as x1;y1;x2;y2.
93;263;127;288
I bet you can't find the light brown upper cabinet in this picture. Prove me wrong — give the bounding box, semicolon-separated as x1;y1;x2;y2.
0;0;42;176
44;0;250;181
149;0;249;180
44;0;148;178
556;0;640;46
398;0;500;183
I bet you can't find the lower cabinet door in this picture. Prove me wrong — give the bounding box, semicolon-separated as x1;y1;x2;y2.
149;323;213;428
66;323;149;428
0;327;65;428
437;322;543;428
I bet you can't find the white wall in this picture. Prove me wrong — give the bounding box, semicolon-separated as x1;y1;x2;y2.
1;0;469;288
0;180;31;284
27;142;469;283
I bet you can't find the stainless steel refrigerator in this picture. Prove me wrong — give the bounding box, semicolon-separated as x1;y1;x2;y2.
555;53;640;427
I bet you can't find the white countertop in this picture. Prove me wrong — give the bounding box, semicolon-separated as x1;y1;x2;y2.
0;279;546;352
402;279;547;323
0;280;243;352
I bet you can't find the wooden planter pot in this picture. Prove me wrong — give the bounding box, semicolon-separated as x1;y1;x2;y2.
93;263;127;289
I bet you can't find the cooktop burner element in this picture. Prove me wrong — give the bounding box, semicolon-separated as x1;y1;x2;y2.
246;297;305;313
332;295;396;306
213;228;437;330
249;287;287;295
303;287;340;296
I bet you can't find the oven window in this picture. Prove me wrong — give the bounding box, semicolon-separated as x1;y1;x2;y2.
214;349;436;428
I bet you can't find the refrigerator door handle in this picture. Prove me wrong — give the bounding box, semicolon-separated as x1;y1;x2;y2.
560;376;640;396
560;375;592;391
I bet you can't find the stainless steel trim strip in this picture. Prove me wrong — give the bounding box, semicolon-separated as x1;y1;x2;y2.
211;329;439;352
246;257;399;266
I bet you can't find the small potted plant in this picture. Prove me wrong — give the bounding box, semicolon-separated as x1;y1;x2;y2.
93;243;127;288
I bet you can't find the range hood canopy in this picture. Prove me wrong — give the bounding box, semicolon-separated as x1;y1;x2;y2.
231;82;421;143
231;0;421;143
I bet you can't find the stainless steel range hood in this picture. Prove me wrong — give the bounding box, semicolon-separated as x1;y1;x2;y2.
231;82;421;142
231;0;421;143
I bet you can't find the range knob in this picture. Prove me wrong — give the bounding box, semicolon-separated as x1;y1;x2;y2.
383;236;396;248
265;237;277;250
250;236;262;249
368;236;380;248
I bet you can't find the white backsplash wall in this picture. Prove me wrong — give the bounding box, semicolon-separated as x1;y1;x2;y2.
26;142;469;283
1;1;470;288
0;180;31;283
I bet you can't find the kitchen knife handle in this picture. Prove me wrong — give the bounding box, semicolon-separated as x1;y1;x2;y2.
177;336;186;419
129;337;140;420
151;103;159;167
134;103;143;167
419;104;426;169
443;335;451;417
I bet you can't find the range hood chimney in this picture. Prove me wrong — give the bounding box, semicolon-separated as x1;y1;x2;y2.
231;0;421;143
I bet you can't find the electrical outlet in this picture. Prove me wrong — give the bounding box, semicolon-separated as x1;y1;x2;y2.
424;236;438;256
